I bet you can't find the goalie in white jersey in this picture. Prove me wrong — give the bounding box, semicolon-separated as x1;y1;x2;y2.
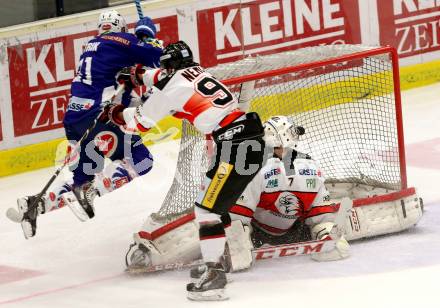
229;116;350;261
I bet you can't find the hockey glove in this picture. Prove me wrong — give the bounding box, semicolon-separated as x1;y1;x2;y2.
311;222;350;261
144;37;164;49
116;65;145;88
98;103;126;126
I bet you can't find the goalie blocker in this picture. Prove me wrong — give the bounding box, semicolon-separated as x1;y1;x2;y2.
125;186;422;273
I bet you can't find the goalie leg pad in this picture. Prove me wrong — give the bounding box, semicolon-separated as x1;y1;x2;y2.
344;188;423;241
126;213;255;272
225;220;254;272
127;214;201;270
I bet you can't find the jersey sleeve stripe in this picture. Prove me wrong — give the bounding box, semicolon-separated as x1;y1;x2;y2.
142;68;162;88
229;204;254;218
306;205;338;218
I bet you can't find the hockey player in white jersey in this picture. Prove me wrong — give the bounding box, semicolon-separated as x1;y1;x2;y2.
101;41;266;300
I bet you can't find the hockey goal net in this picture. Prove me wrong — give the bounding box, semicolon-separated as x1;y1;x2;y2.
153;45;406;223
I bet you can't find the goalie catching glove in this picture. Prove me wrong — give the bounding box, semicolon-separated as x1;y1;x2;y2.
311;222;350;262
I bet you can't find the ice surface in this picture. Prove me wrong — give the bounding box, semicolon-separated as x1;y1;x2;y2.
1;84;440;307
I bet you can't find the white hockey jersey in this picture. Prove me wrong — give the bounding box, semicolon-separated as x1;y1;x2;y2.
122;66;244;134
230;153;336;235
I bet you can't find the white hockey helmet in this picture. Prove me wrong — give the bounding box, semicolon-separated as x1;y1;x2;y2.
263;116;305;149
98;10;127;34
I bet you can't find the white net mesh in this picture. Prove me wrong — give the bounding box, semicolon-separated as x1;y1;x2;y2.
152;45;404;222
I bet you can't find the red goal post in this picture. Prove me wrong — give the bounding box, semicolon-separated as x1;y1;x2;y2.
152;45;407;223
222;45;406;188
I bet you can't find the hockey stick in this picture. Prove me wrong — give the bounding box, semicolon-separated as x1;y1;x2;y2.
238;80;255;112
253;237;336;260
142;127;179;143
126;237;337;274
6;84;125;223
134;0;144;19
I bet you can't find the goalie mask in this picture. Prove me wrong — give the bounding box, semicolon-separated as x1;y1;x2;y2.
160;41;196;72
263;116;305;149
98;10;127;34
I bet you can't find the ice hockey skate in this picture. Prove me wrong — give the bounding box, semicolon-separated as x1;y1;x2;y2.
72;181;99;219
187;262;228;301
15;195;45;239
189;253;233;283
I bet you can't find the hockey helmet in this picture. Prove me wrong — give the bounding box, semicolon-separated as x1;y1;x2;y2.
98;10;127;34
160;41;195;71
263;116;305;149
135;16;157;40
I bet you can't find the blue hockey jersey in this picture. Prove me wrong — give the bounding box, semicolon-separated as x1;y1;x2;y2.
64;32;162;125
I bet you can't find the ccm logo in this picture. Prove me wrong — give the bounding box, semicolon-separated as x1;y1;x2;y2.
218;124;244;141
254;242;324;260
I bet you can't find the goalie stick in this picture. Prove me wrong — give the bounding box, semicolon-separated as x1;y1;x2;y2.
126;237;337;274
6;84;125;224
126;198;351;274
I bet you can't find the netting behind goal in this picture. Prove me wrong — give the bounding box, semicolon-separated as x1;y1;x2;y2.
152;45;406;222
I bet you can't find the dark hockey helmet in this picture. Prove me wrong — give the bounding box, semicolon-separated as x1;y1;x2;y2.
160;41;196;71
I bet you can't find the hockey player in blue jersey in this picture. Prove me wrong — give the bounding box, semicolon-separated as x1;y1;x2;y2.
12;10;163;238
65;10;162;218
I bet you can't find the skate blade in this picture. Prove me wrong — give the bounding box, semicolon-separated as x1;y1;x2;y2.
187;289;229;301
20;220;33;239
125;261;200;275
125;265;154;275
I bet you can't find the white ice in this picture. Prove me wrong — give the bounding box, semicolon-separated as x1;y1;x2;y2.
1;83;440;307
